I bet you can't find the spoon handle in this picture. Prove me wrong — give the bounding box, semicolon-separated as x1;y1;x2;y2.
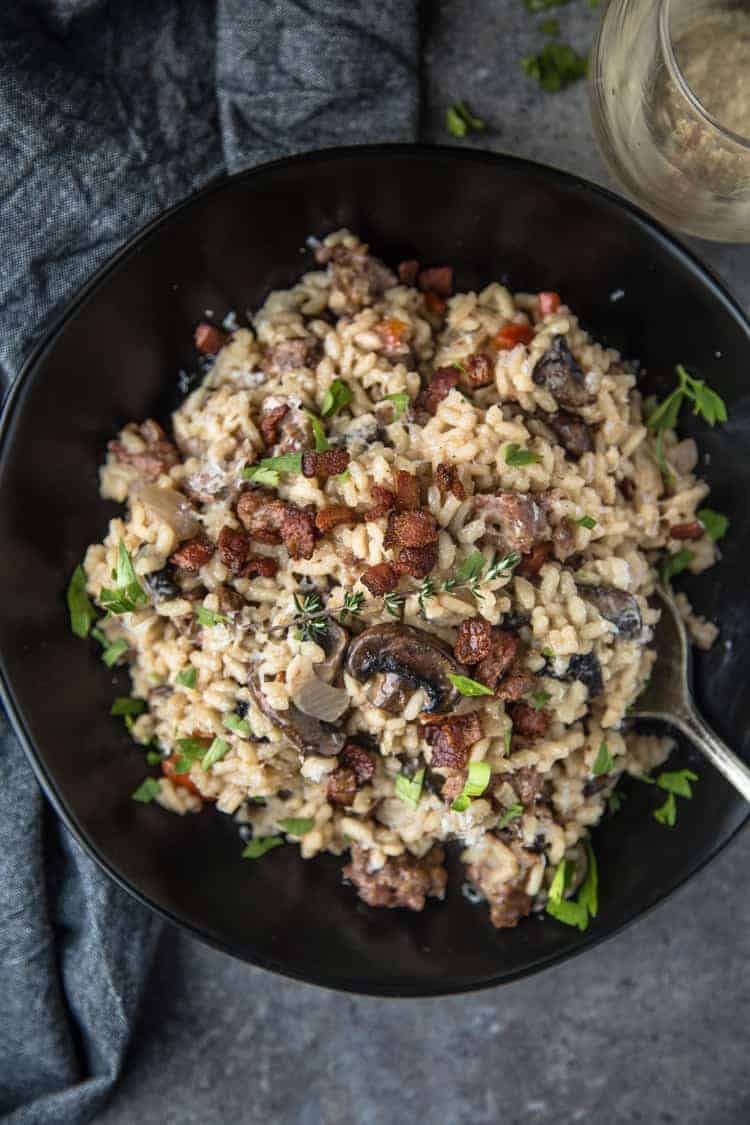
673;703;750;803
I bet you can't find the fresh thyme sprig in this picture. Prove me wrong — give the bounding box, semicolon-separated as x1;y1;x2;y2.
292;591;328;643
339;591;364;623
417;576;436;616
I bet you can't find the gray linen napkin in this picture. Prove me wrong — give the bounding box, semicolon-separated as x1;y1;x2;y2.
0;3;418;1121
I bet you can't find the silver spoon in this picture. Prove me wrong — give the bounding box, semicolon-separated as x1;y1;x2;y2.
630;586;750;801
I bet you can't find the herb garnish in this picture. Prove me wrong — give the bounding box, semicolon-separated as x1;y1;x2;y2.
395;767;425;807
321;379;353;419
647;365;728;485
176;667;197;688
529;690;551;711
697;508;729;542
146;750;163;766
641;768;697;827
293;591;328;642
278;817;315;836
340;591;364;623
608;789;626;815
592;740;614;777
242;452;303;487
417;576;436;615
202;737;230;771
196;606;230;628
486;551;522;581
242;836;284;859
497;803;523;829
660;549;694;589
576;515;596;529
100;637;128;667
173;737;210;774
446;101;486;139
451;761;491;812
447;673;494;698
383;591;406;619
545;843;598;931
443;549;485;597
522;41;588;92
132;778;161;803
223;713;253;737
305;411;329;452
67;565;97;638
110;697;147;717
384;392;410;420
100;541;148;615
505;442;542;467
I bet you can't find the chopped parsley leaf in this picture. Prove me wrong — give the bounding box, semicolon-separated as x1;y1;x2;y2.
592;740;614;777
395;767;425;807
173;736;210;774
546;843;598;931
576;515;596;529
497;803;523;829
223;713;253;737
653;791;677;827
539;16;560;35
101;637;129;667
67;565;97;638
446;100;486;138
305;411;329;452
176;667;197;688
384;392;410;420
196;606;230;628
110;696;147;717
321;379;353;419
657;768;698;798
521;41;588;93
131;778;161;803
505;442;542;467
608;789;626;815
447;673;494;697
451;761;491;812
661;549;694;588
201;737;230;771
100;541;148;615
146;750;163;766
529;690;551;710
524;0;572;10
242;453;303;486
697;508;728;542
277;817;315;836
242;836;284;859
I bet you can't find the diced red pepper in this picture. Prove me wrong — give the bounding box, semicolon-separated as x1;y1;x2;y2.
162;754;205;797
538;291;561;316
669;520;704;541
493;322;534;350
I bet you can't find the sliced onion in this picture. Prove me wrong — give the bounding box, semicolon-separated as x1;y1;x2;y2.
290;674;350;723
133;483;199;540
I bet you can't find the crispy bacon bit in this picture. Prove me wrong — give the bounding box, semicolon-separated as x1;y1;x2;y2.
425;712;483;769
508;701;550;740
476;628;519;691
398;259;420;285
394;470;421;511
170;532;214;571
670;520;704;541
236;488;287;544
301;447;350;480
341;742;376;785
376;318;409;356
552;519;577;562
108;419;180;482
435;462;466;500
280;507;317;560
517;541;553;579
327;766;358;807
217;526;250;575
368;486;397;520
423;290;447;318
454;617;493;665
263;337;320;376
495;669;535;701
242;555;278;579
260;401;289;448
390;510;438;548
361;562;399;596
465;352;494;387
418;266;453;297
417;366;460;415
393;544;439;578
538;291;561;316
343;844;447;911
315;505;359;535
493;322;534;350
194;323;229;356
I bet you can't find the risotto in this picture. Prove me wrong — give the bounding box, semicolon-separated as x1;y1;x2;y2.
75;229;725;930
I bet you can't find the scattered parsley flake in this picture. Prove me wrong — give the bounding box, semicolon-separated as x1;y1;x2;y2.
202;737;231;771
223;713;253;737
321;379;353;418
196;606;230;628
576;515;596;529
132;778;161;804
447;673;494;697
657;768;698;798
395;768;425;807
277;817;315;836
592;740;614;777
176;667;197;688
67;565;97;638
173;736;209;774
505;442;542;466
697;508;728;542
101;637;128;667
384;392;410;420
242;464;280;487
100;541;148;615
524;0;572;10
305;411;329;452
529;690;551;711
497;803;523;829
608;789;626;815
647;366;728;483
521;41;588;93
546;843;598;931
661;549;694;588
446;100;486;138
242;453;302;485
146;750;163;766
451;761;491;812
110;697;146;717
242;836;284;859
653;791;677;827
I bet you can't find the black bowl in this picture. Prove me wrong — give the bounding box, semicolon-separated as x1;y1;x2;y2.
1;145;748;997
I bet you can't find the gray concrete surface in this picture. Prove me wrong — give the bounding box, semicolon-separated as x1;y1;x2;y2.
99;4;750;1123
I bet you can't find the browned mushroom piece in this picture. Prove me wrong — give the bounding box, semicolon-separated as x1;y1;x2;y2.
578;584;642;638
249;676;346;758
544;411;594;458
316;620;349;684
474;492;548;554
345;623;466;714
531;336;595;409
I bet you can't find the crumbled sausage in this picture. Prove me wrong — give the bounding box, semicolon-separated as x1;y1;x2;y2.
425;712;482;769
417;366;460;415
485;884;533;929
532;335;595;408
465;352;494;387
315;505;359;534
454;617;493;665
475;628;519;690
390;510;438;548
508;701;550;741
327;766;358;807
259;401;290;448
280;507;317;560
217;525;250;575
170;532;215;571
108;419;180;482
242;555;278;579
398;259;419;285
418;266;453;297
475;491;548;554
263;337;320;376
517;541;553;579
343;844;447;911
670;520;704;540
341;742;376;785
552;519;577;562
435;463;466;500
367;485;397;520
316;242;397;315
394;470;421;511
545;411;594;458
393;543;439;579
361;562;399;596
301;447;350;480
194;322;229;355
236;488;287;544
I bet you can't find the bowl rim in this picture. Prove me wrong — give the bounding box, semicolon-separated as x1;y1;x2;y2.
1;142;748;997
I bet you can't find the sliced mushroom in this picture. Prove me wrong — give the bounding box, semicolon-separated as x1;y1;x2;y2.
548;650;604;698
315;620;349;685
474;492;548;554
532;336;595;409
578;584;642;638
345;623;466;714
543;411;594;458
370;671;409;713
249;676;345;757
